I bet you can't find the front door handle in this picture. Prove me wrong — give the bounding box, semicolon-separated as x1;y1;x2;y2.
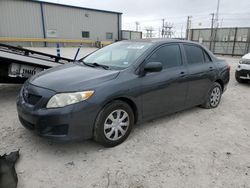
209;66;215;71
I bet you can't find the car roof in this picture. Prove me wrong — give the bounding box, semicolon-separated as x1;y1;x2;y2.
122;38;218;61
127;38;199;45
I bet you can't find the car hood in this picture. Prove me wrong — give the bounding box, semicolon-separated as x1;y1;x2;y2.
242;53;250;60
29;63;120;92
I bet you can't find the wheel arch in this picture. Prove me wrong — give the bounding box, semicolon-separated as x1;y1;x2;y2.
102;97;139;124
215;79;224;92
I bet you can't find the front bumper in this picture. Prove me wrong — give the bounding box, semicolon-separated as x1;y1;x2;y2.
17;83;100;141
236;64;250;80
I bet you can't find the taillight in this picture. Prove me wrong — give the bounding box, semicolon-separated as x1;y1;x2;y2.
227;64;231;71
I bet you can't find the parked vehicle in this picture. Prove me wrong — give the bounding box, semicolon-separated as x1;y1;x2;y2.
235;53;250;83
17;39;230;147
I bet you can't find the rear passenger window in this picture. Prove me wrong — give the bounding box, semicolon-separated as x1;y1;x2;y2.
147;44;182;69
184;45;204;64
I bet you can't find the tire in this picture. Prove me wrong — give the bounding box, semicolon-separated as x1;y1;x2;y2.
201;82;222;109
94;100;134;147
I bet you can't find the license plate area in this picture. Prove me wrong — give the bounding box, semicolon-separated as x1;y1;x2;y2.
240;74;250;79
8;63;44;78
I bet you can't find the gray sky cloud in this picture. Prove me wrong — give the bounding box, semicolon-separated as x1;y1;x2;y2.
41;0;250;37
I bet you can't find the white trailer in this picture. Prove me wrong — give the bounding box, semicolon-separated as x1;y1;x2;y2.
0;43;72;83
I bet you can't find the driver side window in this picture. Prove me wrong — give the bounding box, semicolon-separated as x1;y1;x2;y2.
147;44;182;69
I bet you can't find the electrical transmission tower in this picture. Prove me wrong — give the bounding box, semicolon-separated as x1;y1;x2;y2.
165;22;174;38
145;26;154;38
161;20;174;38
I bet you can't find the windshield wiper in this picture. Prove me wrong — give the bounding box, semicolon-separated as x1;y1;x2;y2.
92;63;110;70
80;61;110;70
81;61;95;67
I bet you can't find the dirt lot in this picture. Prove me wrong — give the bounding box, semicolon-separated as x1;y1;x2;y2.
0;50;250;188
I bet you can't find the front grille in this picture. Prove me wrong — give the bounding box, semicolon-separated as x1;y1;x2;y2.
23;89;42;105
19;116;68;136
39;124;69;136
27;93;42;105
238;70;250;76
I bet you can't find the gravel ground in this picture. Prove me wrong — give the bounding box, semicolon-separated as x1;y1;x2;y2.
0;49;250;188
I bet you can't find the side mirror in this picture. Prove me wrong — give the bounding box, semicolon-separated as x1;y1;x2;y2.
144;62;163;73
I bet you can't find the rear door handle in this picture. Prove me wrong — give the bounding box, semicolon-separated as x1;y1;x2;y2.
180;71;186;77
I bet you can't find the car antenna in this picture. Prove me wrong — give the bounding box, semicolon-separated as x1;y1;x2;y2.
74;44;82;61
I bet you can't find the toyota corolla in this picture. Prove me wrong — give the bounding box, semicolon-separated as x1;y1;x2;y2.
17;39;230;147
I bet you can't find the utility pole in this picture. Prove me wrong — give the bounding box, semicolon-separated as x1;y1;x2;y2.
215;0;220;28
162;19;165;38
181;24;183;39
209;13;215;50
186;16;192;40
210;13;215;31
135;21;140;31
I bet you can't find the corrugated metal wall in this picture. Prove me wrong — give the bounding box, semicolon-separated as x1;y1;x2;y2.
122;31;142;40
42;3;119;41
0;0;44;46
0;0;121;47
190;28;250;56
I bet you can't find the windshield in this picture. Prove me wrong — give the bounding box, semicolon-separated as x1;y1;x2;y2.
82;41;153;69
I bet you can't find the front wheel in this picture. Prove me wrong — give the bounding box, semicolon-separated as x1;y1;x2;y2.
201;82;222;109
94;100;134;147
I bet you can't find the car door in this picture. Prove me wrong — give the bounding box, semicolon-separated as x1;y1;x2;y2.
182;44;217;107
141;44;189;119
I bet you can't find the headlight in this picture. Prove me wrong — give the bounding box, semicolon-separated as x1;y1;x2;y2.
46;90;94;108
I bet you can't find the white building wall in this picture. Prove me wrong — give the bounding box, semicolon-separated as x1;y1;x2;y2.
0;0;122;46
0;0;44;38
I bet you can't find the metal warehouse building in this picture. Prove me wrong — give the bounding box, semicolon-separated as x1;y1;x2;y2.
0;0;122;47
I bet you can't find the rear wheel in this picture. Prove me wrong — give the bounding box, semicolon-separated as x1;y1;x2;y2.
201;82;222;109
94;100;134;147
